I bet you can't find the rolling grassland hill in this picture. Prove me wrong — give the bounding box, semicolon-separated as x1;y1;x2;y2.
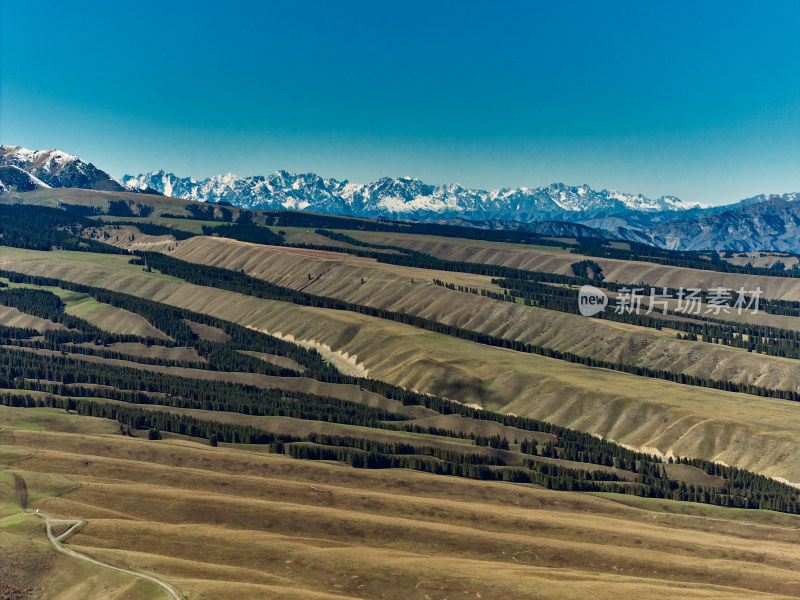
3;188;800;598
342;230;800;302
3;412;800;600
0;407;800;600
159;235;800;391
6;244;800;480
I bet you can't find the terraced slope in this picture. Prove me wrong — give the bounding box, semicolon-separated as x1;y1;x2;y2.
9;423;800;600
164;236;800;397
346;231;800;302
4;247;800;481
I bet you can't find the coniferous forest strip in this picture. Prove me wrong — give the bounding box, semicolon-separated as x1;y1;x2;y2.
122;253;800;402
3;387;799;513
5;203;800;514
197;223;800;359
249;208;800;279
219;224;800;320
0;271;707;473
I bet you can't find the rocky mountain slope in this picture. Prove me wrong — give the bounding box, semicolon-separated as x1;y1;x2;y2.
0;145;125;192
0;165;51;193
650;197;800;251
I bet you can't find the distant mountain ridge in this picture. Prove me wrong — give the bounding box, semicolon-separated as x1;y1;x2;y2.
3;144;800;252
647;196;800;251
122;169;702;226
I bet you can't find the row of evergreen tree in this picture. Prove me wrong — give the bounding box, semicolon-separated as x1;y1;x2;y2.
0;204;126;254
0;267;664;473
0;346;407;427
487;277;800;358
574;241;800;280
3;253;796;506
121;252;800;404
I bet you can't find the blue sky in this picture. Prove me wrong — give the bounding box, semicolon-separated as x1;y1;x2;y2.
1;0;798;205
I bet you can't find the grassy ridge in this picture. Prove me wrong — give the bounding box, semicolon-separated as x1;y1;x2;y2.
2;272;799;511
5;245;800;482
4;422;800;600
5;193;800;596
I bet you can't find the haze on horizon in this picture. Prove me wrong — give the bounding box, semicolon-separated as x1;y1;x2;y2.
1;0;798;206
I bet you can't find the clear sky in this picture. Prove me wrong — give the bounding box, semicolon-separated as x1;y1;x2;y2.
1;0;798;205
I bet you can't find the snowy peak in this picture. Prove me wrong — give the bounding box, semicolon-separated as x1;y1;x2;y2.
122;169;703;225
1;145;80;176
5;144;794;239
0;145;125;192
545;183;701;212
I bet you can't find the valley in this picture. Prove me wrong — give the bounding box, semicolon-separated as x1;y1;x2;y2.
3;187;800;598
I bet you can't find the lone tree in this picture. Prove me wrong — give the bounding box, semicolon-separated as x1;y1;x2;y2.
147;427;162;440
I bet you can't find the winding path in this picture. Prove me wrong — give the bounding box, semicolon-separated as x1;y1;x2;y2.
43;518;184;600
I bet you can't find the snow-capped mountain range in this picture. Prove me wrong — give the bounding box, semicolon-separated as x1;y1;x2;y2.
122;169;702;225
4;144;800;249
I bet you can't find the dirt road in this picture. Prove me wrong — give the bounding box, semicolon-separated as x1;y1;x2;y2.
43;518;184;600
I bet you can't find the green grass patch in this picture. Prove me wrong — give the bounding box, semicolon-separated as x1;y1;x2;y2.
10;470;79;504
1;420;47;432
94;215;219;235
0;404;121;436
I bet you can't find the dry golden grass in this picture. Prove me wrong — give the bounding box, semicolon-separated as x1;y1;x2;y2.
723;253;799;270
170;234;504;291
348;230;800;302
278;226;363;248
663;463;725;488
158;236;800;443
5;248;800;481
0;516;166;600
73;341;206;363
13;187;225;219
164;237;800;396
0;431;168;598
46;398;583;470
182;320;231;342
237;350;305;372
7;427;800;600
86;225;177;253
